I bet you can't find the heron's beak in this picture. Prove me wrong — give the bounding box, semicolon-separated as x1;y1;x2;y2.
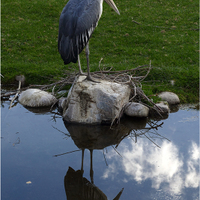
104;0;120;15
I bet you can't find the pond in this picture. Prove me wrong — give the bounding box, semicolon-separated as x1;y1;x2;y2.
1;100;199;200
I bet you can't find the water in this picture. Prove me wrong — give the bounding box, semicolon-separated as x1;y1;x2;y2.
1;101;199;200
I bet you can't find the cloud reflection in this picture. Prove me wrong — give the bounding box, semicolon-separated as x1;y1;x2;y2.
102;140;199;195
185;142;200;188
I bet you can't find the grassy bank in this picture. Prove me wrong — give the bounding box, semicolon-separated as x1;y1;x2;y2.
1;0;199;103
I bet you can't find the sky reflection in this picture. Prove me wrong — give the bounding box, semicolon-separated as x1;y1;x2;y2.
1;100;199;200
102;139;200;196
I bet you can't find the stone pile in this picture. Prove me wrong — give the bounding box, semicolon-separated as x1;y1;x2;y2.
18;76;180;123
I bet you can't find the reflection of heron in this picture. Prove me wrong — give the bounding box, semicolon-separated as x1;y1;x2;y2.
64;150;124;200
61;120;166;199
64;166;108;200
81;149;94;183
58;0;120;82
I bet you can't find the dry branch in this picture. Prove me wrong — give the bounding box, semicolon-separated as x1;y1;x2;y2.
2;61;163;118
9;80;21;109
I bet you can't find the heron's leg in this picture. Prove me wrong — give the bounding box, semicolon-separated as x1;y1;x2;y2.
85;43;99;83
78;55;84;75
90;149;94;184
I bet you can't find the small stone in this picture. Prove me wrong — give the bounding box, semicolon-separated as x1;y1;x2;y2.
124;102;149;118
156;101;170;113
158;92;180;105
18;89;57;107
150;101;170;119
57;97;68;113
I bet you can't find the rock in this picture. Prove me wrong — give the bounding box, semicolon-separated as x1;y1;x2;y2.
57;97;69;114
62;75;131;124
158;92;180;105
149;101;170;119
18;89;57;107
124;102;149;118
155;101;170;113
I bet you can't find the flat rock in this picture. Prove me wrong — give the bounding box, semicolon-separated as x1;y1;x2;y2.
62;75;131;124
158;92;180;105
18;89;57;107
124;102;149;118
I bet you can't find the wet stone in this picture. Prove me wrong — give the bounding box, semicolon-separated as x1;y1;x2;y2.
124;102;149;118
158;91;180;105
149;101;170;119
18;89;57;107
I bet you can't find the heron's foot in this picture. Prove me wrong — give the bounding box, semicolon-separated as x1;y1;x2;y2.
79;73;86;76
78;70;85;76
86;74;100;83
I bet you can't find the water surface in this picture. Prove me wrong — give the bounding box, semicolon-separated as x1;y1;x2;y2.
1;101;199;200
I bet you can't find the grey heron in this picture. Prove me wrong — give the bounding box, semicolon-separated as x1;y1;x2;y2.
58;0;120;82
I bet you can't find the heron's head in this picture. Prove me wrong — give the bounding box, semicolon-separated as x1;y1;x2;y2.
104;0;120;15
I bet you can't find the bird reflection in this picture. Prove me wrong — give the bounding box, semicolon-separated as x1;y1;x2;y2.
64;164;124;200
64;166;109;200
64;146;124;199
63;117;148;199
62;117;165;199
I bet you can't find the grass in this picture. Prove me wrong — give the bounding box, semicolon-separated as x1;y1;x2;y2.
1;0;199;103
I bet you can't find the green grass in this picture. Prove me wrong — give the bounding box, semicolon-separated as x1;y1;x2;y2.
1;0;199;102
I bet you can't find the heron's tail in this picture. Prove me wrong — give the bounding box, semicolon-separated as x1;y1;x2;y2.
58;36;79;64
58;28;93;64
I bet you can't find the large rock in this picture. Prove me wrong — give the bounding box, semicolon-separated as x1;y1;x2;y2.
158;92;180;104
124;102;149;118
18;89;57;107
62;75;131;124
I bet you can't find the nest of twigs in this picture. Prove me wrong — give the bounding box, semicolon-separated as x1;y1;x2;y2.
1;60;162;116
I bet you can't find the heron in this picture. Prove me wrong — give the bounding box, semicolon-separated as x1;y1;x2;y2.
58;0;120;82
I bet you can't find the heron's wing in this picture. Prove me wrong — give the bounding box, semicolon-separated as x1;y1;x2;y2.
58;0;102;64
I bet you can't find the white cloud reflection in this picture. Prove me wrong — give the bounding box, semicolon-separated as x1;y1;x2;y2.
185;142;200;188
102;140;200;195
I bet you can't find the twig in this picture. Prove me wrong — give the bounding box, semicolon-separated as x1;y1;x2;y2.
144;134;160;148
111;145;122;157
93;65;149;74
102;149;108;166
53;149;81;157
3;64;159;120
9;80;21;109
98;57;104;69
52;85;56;95
52;125;70;137
129;81;137;101
140;60;151;82
132;20;140;25
1;92;16;98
